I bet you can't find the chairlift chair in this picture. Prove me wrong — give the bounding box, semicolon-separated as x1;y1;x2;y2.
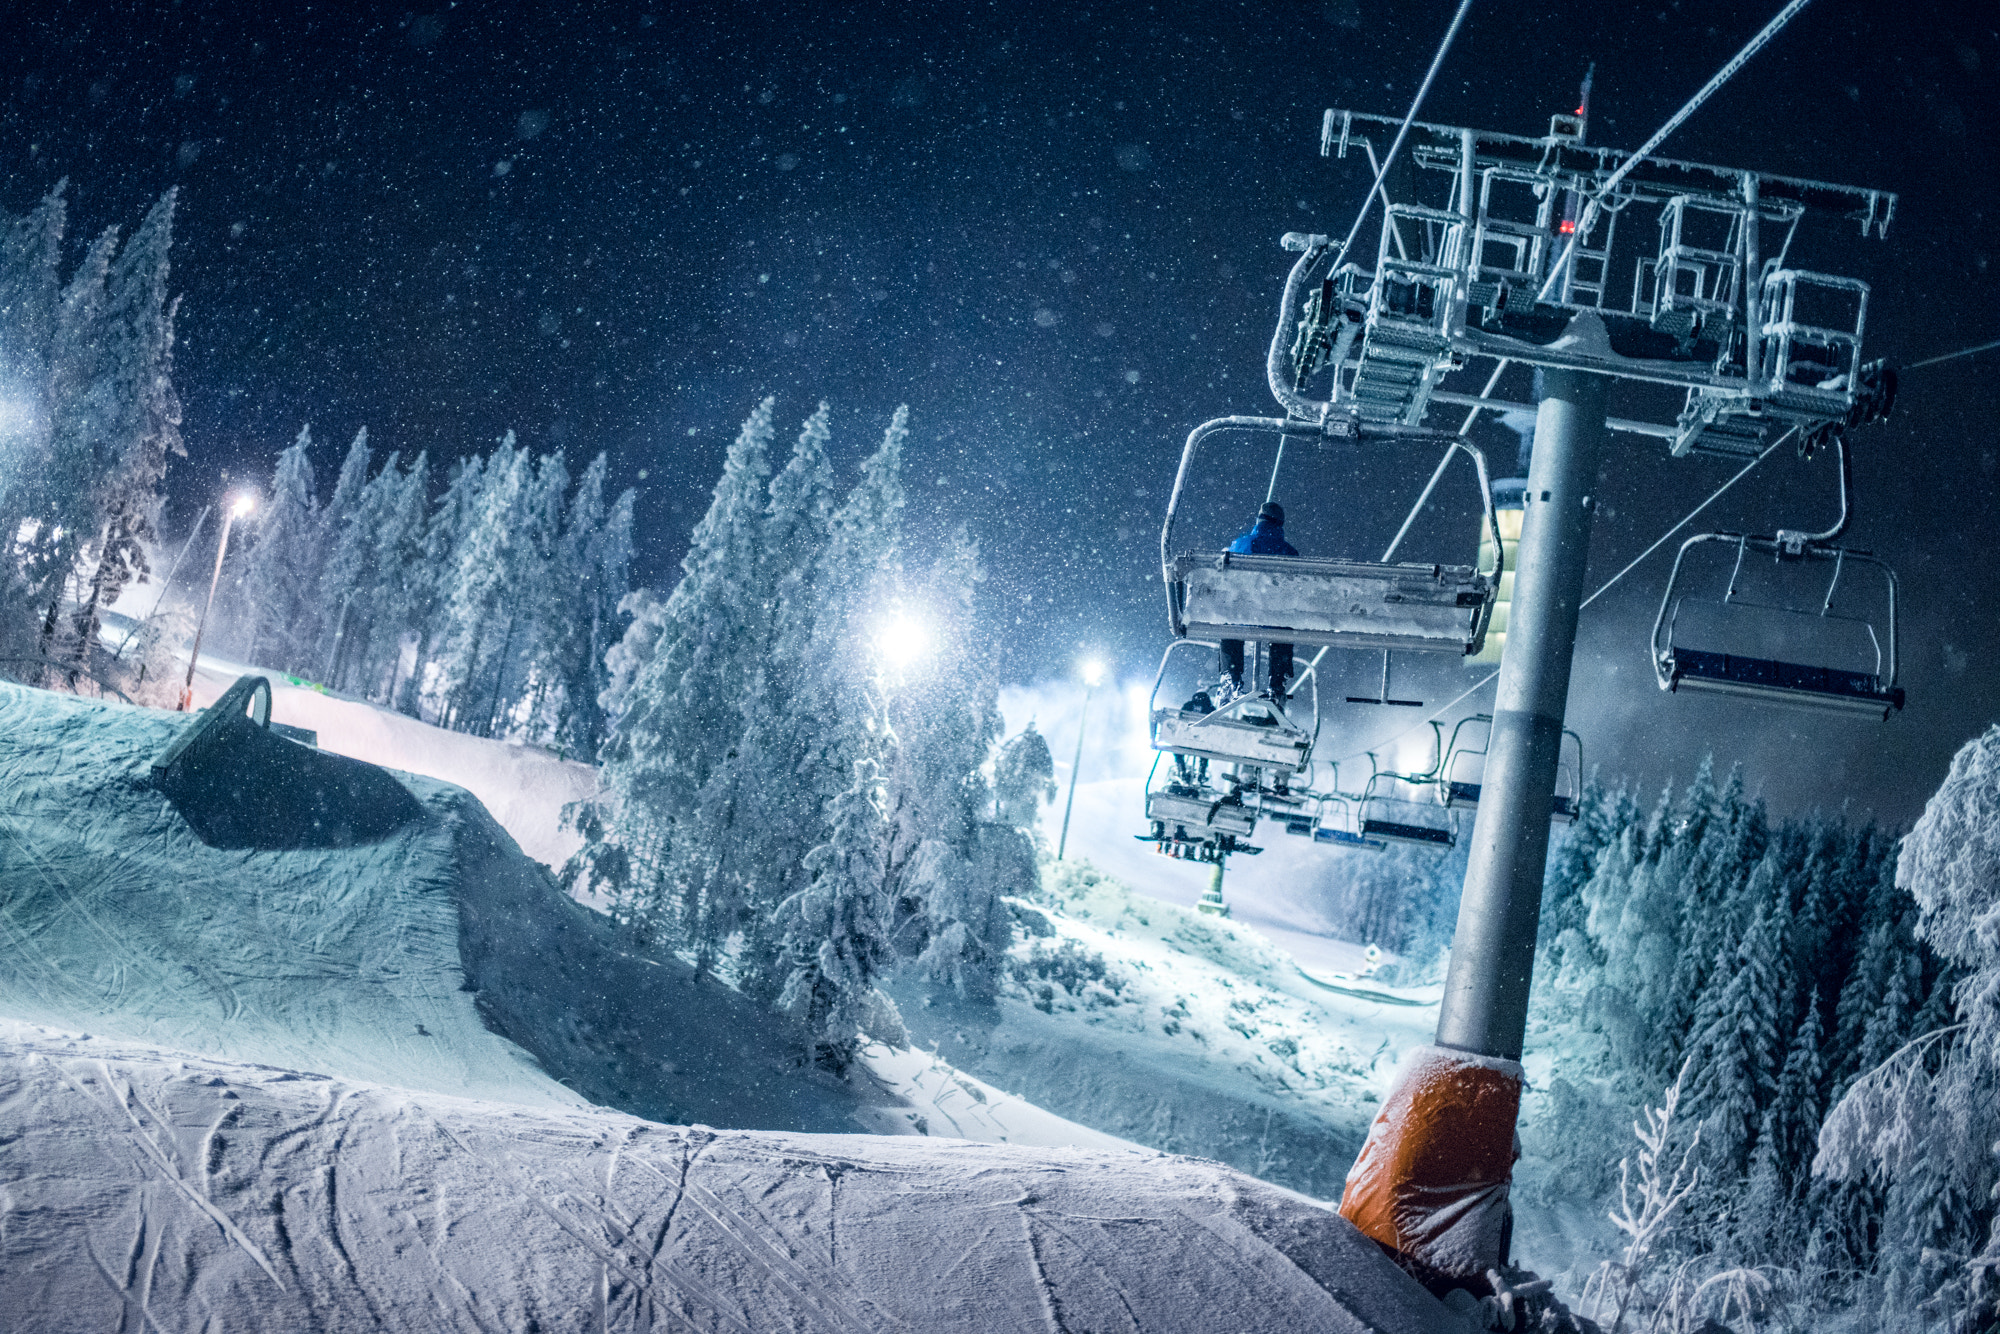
1138;764;1263;864
1651;532;1902;719
1160;423;1504;658
1147;641;1316;777
1355;738;1456;847
1309;792;1388;850
1440;714;1584;822
1650;432;1902;719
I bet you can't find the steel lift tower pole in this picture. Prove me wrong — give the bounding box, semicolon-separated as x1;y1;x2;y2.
1436;370;1605;1059
1280;104;1898;1291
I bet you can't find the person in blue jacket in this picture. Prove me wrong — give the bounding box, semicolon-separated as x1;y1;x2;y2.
1220;500;1299;700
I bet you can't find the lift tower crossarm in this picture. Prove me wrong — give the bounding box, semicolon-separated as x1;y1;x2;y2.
1323;109;1897;235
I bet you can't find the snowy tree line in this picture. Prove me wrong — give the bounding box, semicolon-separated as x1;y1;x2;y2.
564;398;1055;1068
209;426;636;755
0;185;183;688
1517;757;1996;1329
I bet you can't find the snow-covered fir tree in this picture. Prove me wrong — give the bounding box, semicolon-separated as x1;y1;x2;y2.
881;525;1015;1004
235;426;323;673
774;759;903;1067
316;428;376;683
67;190;183;661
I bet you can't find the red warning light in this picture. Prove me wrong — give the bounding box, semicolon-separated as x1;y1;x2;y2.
1559;219;1577;235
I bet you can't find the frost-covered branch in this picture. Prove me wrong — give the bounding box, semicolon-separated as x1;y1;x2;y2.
1581;1060;1701;1334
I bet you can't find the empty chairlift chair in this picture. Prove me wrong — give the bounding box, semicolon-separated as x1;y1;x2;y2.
1309;792;1387;851
1652;533;1902;719
1160;426;1504;660
1652;425;1903;720
1357;767;1457;849
1440;715;1584;823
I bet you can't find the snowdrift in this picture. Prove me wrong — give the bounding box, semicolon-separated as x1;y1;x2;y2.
0;1022;1463;1333
0;681;892;1131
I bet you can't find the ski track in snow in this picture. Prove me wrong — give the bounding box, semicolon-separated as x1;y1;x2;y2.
1;1022;1466;1333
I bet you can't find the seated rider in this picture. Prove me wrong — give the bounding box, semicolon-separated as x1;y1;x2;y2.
1219;501;1299;701
1173;687;1214;787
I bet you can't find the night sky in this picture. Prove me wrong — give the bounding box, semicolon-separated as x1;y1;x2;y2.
5;0;1996;823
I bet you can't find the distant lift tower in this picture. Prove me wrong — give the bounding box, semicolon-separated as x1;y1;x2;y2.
1270;108;1894;1283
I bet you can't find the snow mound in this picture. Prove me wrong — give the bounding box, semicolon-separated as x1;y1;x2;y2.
180;654;595;868
0;681;889;1132
0;1020;1463;1334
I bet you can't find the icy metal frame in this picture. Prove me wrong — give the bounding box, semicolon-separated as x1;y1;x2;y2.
1298;109;1895;456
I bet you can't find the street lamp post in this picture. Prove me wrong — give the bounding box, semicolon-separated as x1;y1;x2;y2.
114;504;210;664
1056;657;1106;861
179;492;254;712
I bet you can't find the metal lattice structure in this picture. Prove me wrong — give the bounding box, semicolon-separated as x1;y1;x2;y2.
1289;109;1896;456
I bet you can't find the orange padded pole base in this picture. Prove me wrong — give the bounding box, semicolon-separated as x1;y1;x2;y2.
1337;1045;1523;1286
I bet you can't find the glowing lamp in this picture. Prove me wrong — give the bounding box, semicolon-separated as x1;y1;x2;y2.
1079;658;1106;688
876;613;930;669
230;493;256;518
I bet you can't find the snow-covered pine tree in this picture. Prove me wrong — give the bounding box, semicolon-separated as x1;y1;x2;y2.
993;723;1056;831
64;190;183;666
1680;879;1788;1181
30;222;118;660
717;403;843;998
1580;808;1682;1066
774;759;903;1066
236;427;323;673
590;399;776;939
400;451;483;715
796;405;908;805
368;451;431;705
1538;774;1619;958
598;587;667;742
882;525;1013;1004
1833;861;1916;1098
433;434;528;730
483;447;568;738
315;428;375;684
730;404;839;951
549;452;634;758
1816;724;2000;1323
0;186;65;659
1741;984;1826;1257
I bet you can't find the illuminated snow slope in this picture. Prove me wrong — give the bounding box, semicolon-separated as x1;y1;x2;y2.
0;1022;1464;1334
181;653;595;870
0;683;1463;1331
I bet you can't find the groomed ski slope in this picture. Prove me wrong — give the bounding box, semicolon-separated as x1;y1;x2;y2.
0;681;1467;1332
1;1021;1463;1334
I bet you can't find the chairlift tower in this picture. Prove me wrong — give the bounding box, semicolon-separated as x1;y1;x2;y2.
1158;100;1898;1285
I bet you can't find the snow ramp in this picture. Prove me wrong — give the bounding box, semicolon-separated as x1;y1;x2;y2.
0;1021;1465;1334
0;681;888;1131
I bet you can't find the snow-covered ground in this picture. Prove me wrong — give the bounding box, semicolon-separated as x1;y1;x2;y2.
895;859;1440;1201
178;651;596;870
0;1020;1465;1333
0;680;1469;1329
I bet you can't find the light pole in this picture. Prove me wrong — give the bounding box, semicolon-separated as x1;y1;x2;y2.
179;492;254;712
114;503;209;663
1055;657;1105;861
